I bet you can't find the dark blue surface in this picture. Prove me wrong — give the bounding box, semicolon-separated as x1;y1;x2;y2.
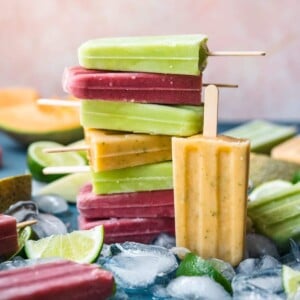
0;133;28;178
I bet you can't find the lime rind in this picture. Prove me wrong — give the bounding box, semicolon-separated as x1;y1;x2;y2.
176;253;232;294
27;141;86;183
24;226;104;264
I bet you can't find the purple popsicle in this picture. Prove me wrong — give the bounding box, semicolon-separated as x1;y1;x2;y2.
0;259;114;300
77;183;174;219
78;216;175;244
63;66;202;105
0;214;18;258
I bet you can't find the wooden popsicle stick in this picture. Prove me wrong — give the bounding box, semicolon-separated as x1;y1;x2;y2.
44;145;90;153
209;51;266;56
203;83;238;88
203;85;219;138
17;219;37;229
37;82;234;108
43;165;91;174
37;99;80;107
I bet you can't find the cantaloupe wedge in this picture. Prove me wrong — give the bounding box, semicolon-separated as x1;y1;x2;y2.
0;88;83;146
0;88;39;107
0;174;32;212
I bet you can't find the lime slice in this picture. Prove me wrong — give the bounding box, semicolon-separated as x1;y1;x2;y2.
27;141;86;183
68;139;88;162
176;253;232;294
282;265;300;297
25;225;104;263
249;180;293;201
9;226;37;259
36;172;91;203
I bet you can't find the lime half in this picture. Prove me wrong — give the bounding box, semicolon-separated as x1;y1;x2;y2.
176;253;232;294
25;225;104;263
249;180;293;201
27;141;86;183
283;265;300;297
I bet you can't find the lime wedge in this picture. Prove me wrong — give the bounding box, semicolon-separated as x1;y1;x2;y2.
36;172;91;203
9;226;37;259
249;180;293;201
282;265;300;297
176;253;232;294
25;226;104;263
27;141;86;183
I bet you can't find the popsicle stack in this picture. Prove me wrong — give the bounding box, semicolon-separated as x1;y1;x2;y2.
42;35;264;265
64;35;219;243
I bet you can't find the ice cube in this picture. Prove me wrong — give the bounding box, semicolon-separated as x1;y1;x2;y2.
170;246;191;260
31;213;67;238
103;242;178;291
0;257;61;271
166;276;231;299
289;239;300;263
209;258;236;282
233;267;283;297
5;201;38;222
151;284;171;299
32;194;68;214
280;240;300;270
236;255;281;275
152;233;176;249
233;289;285;300
246;233;280;259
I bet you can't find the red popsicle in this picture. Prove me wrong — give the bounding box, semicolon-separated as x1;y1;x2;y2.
0;259;114;300
63;66;202;105
77;183;174;219
0;215;18;258
78;216;175;244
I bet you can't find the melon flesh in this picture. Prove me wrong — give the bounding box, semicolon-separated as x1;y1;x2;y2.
0;88;39;107
0;174;32;212
0;96;83;146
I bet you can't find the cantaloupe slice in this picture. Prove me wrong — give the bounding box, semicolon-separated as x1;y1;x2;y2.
0;89;83;146
0;174;32;212
0;88;39;107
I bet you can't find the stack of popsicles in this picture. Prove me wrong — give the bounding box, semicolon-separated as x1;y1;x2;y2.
64;35;213;243
43;35;263;266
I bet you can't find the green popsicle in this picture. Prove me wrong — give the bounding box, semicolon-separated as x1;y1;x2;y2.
224;120;297;154
248;182;300;251
78;35;208;75
80;100;203;136
91;161;172;194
